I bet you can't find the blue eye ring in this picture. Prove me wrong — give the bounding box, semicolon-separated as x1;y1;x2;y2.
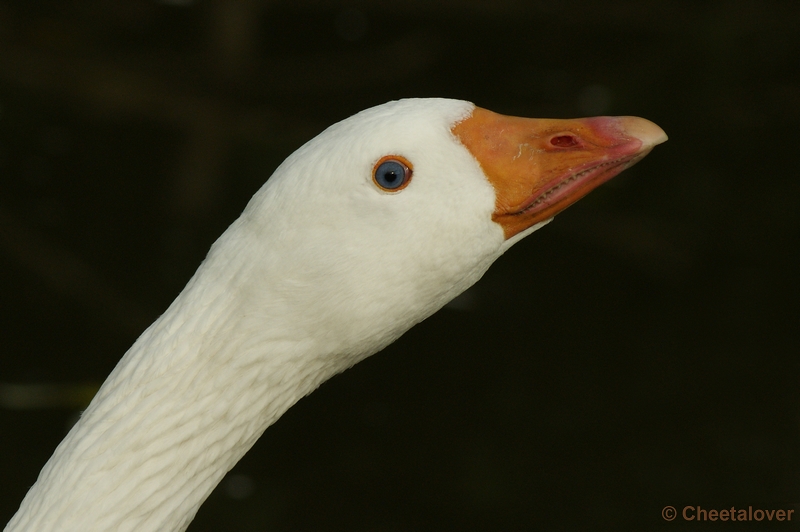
372;155;413;192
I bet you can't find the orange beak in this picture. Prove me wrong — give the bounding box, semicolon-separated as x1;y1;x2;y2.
452;107;667;239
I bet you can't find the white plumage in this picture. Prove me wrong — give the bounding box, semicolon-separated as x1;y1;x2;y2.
5;98;665;531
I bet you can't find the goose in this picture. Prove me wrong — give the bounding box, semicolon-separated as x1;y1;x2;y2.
5;98;666;531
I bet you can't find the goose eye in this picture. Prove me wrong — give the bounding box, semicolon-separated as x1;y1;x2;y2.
372;156;413;192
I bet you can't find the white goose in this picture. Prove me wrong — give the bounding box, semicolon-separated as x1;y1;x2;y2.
5;98;666;531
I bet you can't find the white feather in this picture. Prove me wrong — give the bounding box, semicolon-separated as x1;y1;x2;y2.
7;98;544;531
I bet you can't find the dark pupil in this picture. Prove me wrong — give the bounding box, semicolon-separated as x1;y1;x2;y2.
383;170;399;184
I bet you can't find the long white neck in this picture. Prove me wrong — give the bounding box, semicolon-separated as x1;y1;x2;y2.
5;220;370;532
5;98;520;532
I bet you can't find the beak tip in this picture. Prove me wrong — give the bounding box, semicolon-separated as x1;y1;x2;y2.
618;116;668;148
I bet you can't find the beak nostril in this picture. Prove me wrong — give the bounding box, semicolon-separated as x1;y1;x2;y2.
550;135;579;148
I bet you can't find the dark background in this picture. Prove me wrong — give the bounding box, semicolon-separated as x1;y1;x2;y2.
1;1;798;530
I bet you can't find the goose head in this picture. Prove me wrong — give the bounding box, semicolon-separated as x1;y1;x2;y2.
229;98;666;365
